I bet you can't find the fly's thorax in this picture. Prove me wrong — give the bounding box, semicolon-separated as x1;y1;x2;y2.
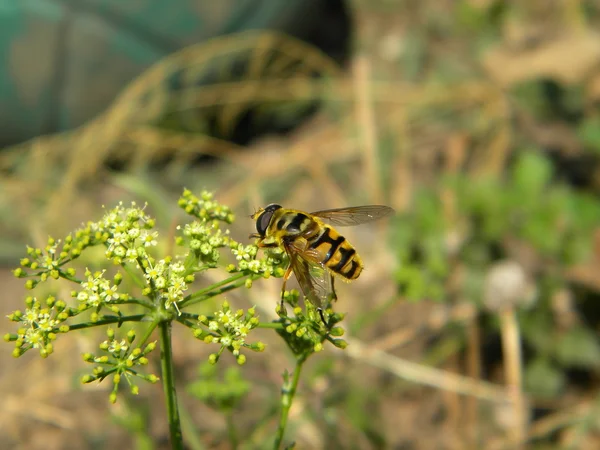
270;210;319;237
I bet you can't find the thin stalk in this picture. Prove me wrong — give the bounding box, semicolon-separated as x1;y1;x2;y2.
115;297;154;309
225;411;239;450
138;317;160;347
500;308;526;448
274;356;306;450
158;320;183;450
179;272;248;308
466;320;482;447
67;314;147;331
179;400;207;450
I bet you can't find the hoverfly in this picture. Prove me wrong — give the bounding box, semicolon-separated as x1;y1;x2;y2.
250;204;394;310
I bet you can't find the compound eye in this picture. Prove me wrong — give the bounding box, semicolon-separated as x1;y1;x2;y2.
255;204;282;236
256;211;273;236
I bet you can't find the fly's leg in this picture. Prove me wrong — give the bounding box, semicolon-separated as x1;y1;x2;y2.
317;308;329;327
330;275;338;303
279;265;294;313
319;275;337;327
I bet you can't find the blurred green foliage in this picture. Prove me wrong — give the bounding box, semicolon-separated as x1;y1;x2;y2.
393;150;600;398
187;362;251;413
394;151;599;302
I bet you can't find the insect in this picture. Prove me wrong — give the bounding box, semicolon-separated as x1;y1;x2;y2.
250;204;395;310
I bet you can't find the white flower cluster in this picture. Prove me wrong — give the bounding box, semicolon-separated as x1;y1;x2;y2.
144;259;188;313
197;302;263;364
77;269;123;309
178;189;234;224
180;221;231;266
20;305;59;349
95;201;157;265
229;244;286;277
7;296;69;358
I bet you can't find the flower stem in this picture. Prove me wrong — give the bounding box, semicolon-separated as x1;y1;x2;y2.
138;318;160;347
179;272;251;308
67;314;147;331
273;356;306;450
226;411;239;450
158;320;183;450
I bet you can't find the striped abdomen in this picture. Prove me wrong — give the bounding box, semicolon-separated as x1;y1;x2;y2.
307;225;364;281
271;211;364;281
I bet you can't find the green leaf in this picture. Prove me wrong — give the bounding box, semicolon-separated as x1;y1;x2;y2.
524;357;565;399
512;151;553;198
187;363;250;412
520;310;555;356
555;327;600;369
577;116;600;154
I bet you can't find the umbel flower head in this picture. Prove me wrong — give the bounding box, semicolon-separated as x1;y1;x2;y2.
5;296;71;358
142;257;194;313
194;301;265;365
176;189;236;269
81;328;159;404
98;201;157;265
276;290;347;357
74;269;129;318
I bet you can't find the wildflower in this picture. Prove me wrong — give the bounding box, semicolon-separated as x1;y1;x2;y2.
99;202;156;265
82;328;158;403
144;259;190;312
275;297;347;357
6;296;71;358
229;244;286;277
75;269;127;311
195;302;264;364
178;189;234;224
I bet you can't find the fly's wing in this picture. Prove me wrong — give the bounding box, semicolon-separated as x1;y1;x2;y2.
310;205;394;227
284;240;333;308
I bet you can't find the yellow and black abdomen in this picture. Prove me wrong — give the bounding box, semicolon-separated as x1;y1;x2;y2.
307;225;363;281
265;209;364;281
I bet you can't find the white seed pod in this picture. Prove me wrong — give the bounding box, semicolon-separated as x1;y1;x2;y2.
483;260;537;312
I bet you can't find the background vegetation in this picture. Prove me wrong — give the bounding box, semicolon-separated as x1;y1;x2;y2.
2;0;600;448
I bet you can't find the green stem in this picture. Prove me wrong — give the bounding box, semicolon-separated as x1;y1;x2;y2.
273;356;306;450
58;269;83;284
158;320;183;450
225;411;239;450
115;297;154;309
67;314;147;331
178;272;250;308
138;318;160;347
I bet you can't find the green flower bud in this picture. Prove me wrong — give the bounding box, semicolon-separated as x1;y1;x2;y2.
330;327;345;337
81;375;96;384
332;339;348;349
146;374;159;383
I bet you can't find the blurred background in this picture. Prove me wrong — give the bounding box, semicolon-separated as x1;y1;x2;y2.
2;0;600;448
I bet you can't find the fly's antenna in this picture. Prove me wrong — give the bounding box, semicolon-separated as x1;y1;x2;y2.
249;206;263;218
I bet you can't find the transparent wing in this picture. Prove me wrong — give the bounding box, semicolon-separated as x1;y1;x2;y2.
284;240;333;308
310;205;395;227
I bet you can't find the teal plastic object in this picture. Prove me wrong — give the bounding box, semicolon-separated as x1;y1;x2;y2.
0;0;350;147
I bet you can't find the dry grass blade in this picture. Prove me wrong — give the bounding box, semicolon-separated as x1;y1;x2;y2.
345;338;511;403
